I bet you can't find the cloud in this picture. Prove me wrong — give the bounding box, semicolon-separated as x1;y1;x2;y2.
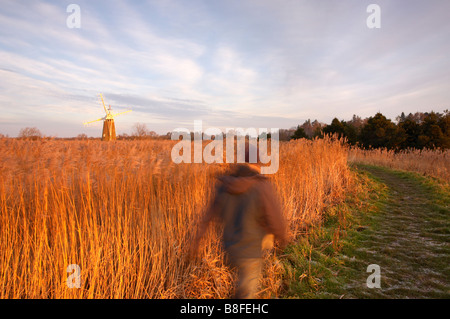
0;0;449;137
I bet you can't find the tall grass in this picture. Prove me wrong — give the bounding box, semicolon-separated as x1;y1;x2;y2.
0;137;352;298
348;147;450;182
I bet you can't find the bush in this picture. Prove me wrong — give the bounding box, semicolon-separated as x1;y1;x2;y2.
18;127;42;140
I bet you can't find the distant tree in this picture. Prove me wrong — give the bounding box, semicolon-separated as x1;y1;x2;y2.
311;120;325;138
322;118;346;137
77;133;88;140
348;114;366;132
117;133;130;140
18;127;42;140
258;131;271;140
312;126;323;139
438;111;450;149
398;119;421;149
279;128;295;141
406;112;427;124
148;131;158;139
311;119;321;128
342;122;358;144
396;112;407;123
322;118;358;144
132;123;149;139
291;125;308;140
300;119;314;138
359;113;403;149
419;112;449;149
438;110;450;139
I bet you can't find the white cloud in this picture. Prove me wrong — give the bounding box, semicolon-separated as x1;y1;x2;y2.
0;0;449;137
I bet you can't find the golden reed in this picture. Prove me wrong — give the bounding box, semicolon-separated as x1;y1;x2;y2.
0;137;352;298
348;147;450;182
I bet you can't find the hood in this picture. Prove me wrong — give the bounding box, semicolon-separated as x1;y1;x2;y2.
219;164;266;194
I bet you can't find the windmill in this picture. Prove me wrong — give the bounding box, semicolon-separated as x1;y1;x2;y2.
83;94;132;141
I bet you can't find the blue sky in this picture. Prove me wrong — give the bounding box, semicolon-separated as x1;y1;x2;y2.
0;0;449;137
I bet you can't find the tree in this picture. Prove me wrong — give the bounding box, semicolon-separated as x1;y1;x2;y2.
77;133;88;140
322;118;346;137
322;118;358;144
132;123;149;139
291;125;308;140
148;131;158;139
406;112;426;124
279;128;295;141
438;110;450;141
300;119;314;138
396;112;406;123
311;120;324;139
419;112;449;149
398;119;421;149
162;132;172;140
342;121;358;144
348;114;365;132
359;113;403;149
18;127;42;140
312;126;323;139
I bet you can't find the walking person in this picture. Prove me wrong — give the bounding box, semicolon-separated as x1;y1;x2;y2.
190;145;288;298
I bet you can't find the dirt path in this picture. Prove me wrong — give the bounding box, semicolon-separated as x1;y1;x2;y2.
336;165;449;298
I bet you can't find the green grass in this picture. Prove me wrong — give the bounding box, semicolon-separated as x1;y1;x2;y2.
280;164;450;299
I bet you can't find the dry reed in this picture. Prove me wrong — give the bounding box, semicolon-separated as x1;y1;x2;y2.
0;136;352;298
348;147;450;182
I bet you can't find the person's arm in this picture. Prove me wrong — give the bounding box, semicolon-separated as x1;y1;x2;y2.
188;185;223;258
259;181;288;247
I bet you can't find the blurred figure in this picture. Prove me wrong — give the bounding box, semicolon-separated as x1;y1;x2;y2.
191;144;288;299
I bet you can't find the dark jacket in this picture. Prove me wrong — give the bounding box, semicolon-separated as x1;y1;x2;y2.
201;164;287;259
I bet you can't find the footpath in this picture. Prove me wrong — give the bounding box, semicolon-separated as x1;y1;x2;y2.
334;165;449;298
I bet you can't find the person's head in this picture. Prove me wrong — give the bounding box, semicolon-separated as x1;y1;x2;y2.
239;142;261;174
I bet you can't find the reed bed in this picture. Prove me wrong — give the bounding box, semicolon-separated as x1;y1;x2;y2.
0;137;352;298
348;147;450;182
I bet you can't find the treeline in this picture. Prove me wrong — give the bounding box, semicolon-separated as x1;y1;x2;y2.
288;110;450;150
7;110;449;150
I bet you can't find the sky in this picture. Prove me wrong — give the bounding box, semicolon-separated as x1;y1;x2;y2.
0;0;449;137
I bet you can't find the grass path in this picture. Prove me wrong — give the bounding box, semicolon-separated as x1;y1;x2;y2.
337;165;449;298
281;164;449;298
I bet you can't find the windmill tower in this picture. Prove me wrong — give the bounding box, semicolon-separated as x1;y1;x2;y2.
83;94;132;141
